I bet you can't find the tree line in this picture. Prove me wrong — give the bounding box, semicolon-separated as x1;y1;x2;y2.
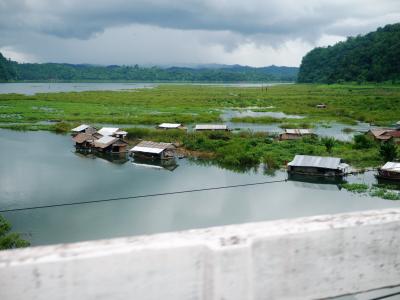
0;56;298;82
298;23;400;83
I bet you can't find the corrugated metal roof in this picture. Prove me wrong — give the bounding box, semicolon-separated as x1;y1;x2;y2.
285;129;312;135
195;124;228;130
381;162;400;173
158;123;182;128
288;155;342;170
94;136;118;148
71;124;90;132
98;127;119;136
386;131;400;138
130;141;174;154
131;146;164;154
115;130;128;136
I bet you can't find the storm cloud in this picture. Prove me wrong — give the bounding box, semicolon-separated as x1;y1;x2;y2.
0;0;399;66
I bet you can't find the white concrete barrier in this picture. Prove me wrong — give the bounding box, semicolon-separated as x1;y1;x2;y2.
1;208;400;300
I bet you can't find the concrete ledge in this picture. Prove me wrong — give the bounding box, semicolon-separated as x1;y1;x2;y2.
1;208;400;299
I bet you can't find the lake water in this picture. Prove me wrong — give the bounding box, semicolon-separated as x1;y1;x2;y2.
0;82;157;95
0;82;286;95
221;109;374;141
1;129;400;247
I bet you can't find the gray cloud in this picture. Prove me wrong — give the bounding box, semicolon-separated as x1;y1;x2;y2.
0;0;399;66
2;0;399;39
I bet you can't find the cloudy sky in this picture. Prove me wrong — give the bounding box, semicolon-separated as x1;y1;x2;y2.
0;0;399;67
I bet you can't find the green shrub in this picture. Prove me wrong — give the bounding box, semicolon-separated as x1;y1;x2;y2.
0;215;30;250
379;140;398;161
353;134;374;149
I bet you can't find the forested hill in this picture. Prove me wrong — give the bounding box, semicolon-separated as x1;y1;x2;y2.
0;53;17;81
298;23;400;83
0;56;298;82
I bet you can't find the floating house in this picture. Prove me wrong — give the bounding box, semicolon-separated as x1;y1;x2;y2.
71;124;97;136
194;124;229;131
130;141;176;160
93;136;128;153
377;162;400;181
72;132;102;149
287;155;350;177
156;123;185;130
98;127;128;138
367;129;400;143
279;129;315;141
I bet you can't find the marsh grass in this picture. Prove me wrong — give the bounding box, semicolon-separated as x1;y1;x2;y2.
0;83;400;126
341;183;369;193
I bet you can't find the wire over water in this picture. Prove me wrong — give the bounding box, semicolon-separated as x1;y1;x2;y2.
0;178;287;213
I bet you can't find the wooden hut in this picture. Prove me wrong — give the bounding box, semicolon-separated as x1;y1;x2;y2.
156;123;186;130
129;141;176;160
71;124;97;136
93;136;128;153
72;132;101;149
194;124;229;131
367;129;400;143
377;162;400;181
279;129;315;141
287;155;350;177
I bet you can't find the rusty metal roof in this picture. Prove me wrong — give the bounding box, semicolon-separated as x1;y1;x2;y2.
72;133;96;144
94;136;119;148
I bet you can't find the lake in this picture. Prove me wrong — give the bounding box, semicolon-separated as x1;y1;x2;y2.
0;82;286;95
1;129;400;246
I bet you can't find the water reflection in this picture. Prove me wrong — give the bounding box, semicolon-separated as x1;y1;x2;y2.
221;109;304;121
131;156;179;172
288;173;346;191
74;150;129;164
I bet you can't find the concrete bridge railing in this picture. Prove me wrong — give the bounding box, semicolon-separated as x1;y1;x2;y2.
1;208;400;300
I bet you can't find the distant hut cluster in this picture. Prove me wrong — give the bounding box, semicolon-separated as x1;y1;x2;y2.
279;129;315;141
71;125;128;153
367;128;400;144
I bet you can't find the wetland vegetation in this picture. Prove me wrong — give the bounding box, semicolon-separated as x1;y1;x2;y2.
0;83;399;171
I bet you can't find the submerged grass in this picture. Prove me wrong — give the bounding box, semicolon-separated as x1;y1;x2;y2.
341;182;400;200
341;183;369;193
